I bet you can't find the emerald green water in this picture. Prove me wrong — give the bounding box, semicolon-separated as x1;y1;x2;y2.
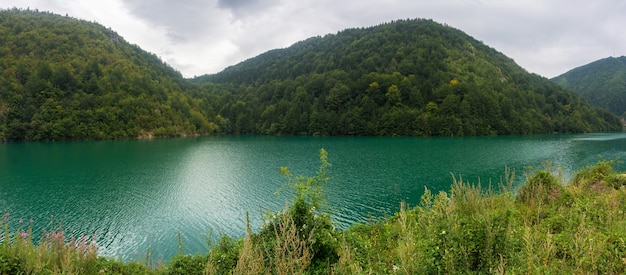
1;133;625;261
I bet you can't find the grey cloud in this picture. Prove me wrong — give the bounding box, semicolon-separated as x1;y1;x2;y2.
111;0;626;77
217;0;279;17
120;0;222;42
217;0;257;10
3;0;626;77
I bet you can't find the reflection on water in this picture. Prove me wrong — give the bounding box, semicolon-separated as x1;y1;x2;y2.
0;133;625;261
571;132;626;141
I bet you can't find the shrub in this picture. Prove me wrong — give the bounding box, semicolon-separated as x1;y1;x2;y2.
168;254;208;275
206;236;240;273
572;161;615;187
255;148;339;273
606;173;626;189
517;169;566;205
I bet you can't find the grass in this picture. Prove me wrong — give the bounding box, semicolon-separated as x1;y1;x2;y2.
2;154;626;274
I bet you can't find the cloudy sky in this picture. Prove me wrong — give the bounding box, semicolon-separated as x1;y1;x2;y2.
1;0;624;78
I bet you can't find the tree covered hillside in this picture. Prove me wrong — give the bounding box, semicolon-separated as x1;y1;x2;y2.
0;11;621;141
0;9;219;141
553;56;626;118
196;19;622;136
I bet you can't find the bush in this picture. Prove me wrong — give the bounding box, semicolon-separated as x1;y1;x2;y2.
517;169;566;205
572;161;615;187
168;254;208;275
206;236;240;273
253;148;339;273
0;251;22;275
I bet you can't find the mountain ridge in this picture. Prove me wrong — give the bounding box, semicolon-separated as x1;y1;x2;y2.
0;8;218;141
194;19;622;136
0;10;622;141
552;56;626;117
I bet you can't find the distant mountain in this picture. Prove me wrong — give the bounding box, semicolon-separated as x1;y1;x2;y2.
0;9;218;141
553;56;626;117
194;19;622;136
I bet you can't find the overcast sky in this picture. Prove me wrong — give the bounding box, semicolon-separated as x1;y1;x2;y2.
2;0;625;78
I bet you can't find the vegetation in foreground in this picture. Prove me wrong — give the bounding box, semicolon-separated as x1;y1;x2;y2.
2;150;626;274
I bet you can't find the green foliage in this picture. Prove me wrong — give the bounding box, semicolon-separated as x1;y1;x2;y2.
573;160;626;189
338;179;520;274
195;19;622;136
94;257;155;275
335;164;626;274
206;236;240;273
517;169;566;204
278;148;330;210
258;149;339;273
0;11;621;141
553;56;626;117
167;254;209;275
0;251;22;275
0;9;219;141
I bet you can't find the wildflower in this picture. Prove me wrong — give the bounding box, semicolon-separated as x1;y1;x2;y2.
441;230;446;235
99;269;105;274
19;218;23;225
393;264;400;273
20;231;28;238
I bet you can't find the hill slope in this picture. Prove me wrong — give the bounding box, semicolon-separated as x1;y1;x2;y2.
553;56;626;117
0;12;621;141
0;9;218;141
195;19;622;136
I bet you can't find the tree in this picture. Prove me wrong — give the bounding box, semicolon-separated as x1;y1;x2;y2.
385;84;402;106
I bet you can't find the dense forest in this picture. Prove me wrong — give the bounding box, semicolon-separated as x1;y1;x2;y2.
195;19;622;136
0;9;219;141
0;10;622;141
553;56;626;118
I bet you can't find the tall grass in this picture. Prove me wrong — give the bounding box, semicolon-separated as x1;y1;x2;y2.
2;156;626;274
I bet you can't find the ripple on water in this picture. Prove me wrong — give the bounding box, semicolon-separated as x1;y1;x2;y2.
1;134;625;262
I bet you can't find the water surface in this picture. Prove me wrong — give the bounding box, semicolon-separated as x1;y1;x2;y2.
1;133;625;261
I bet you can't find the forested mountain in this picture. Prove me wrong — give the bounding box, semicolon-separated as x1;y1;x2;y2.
0;10;621;141
195;19;622;136
553;56;626;117
0;9;219;141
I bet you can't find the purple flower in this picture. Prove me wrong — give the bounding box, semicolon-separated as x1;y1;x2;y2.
20;231;28;238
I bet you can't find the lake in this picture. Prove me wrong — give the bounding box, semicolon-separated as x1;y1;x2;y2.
1;133;625;261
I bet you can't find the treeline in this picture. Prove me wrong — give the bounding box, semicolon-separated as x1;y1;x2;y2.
0;12;622;141
553;56;626;118
0;9;219;141
197;19;622;136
